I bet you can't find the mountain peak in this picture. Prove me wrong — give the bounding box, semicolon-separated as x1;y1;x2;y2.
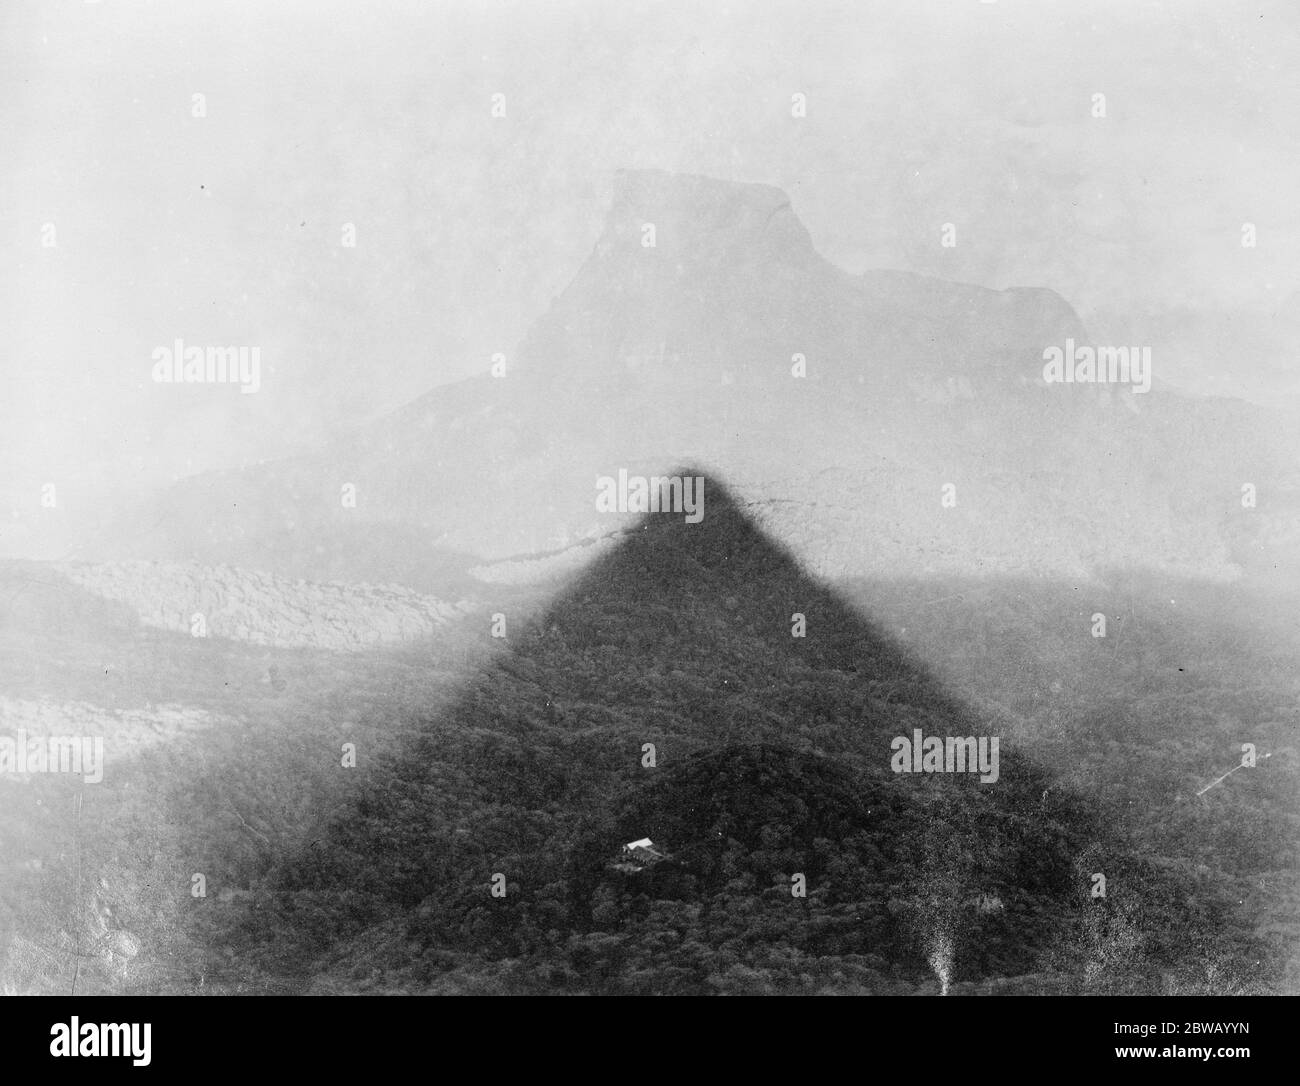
594;169;821;270
609;168;789;214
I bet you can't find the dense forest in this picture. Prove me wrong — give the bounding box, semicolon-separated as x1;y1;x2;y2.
153;482;1291;995
2;480;1293;995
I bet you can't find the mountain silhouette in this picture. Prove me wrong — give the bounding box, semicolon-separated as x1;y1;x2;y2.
518;168;1089;401
83;169;1295;586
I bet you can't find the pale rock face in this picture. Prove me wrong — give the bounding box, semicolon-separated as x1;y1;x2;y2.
53;561;473;652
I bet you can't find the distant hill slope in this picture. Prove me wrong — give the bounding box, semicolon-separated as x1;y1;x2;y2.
52;560;473;652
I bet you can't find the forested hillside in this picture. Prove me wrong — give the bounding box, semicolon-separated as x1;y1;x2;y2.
167;482;1291;994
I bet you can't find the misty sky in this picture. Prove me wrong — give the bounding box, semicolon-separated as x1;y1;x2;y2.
3;0;1298;557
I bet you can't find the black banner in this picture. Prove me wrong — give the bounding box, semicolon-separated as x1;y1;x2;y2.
6;995;1291;1075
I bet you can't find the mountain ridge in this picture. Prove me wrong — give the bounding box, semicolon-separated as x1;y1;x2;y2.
70;169;1299;588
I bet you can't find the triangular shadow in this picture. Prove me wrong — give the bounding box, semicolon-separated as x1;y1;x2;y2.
206;472;1223;994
